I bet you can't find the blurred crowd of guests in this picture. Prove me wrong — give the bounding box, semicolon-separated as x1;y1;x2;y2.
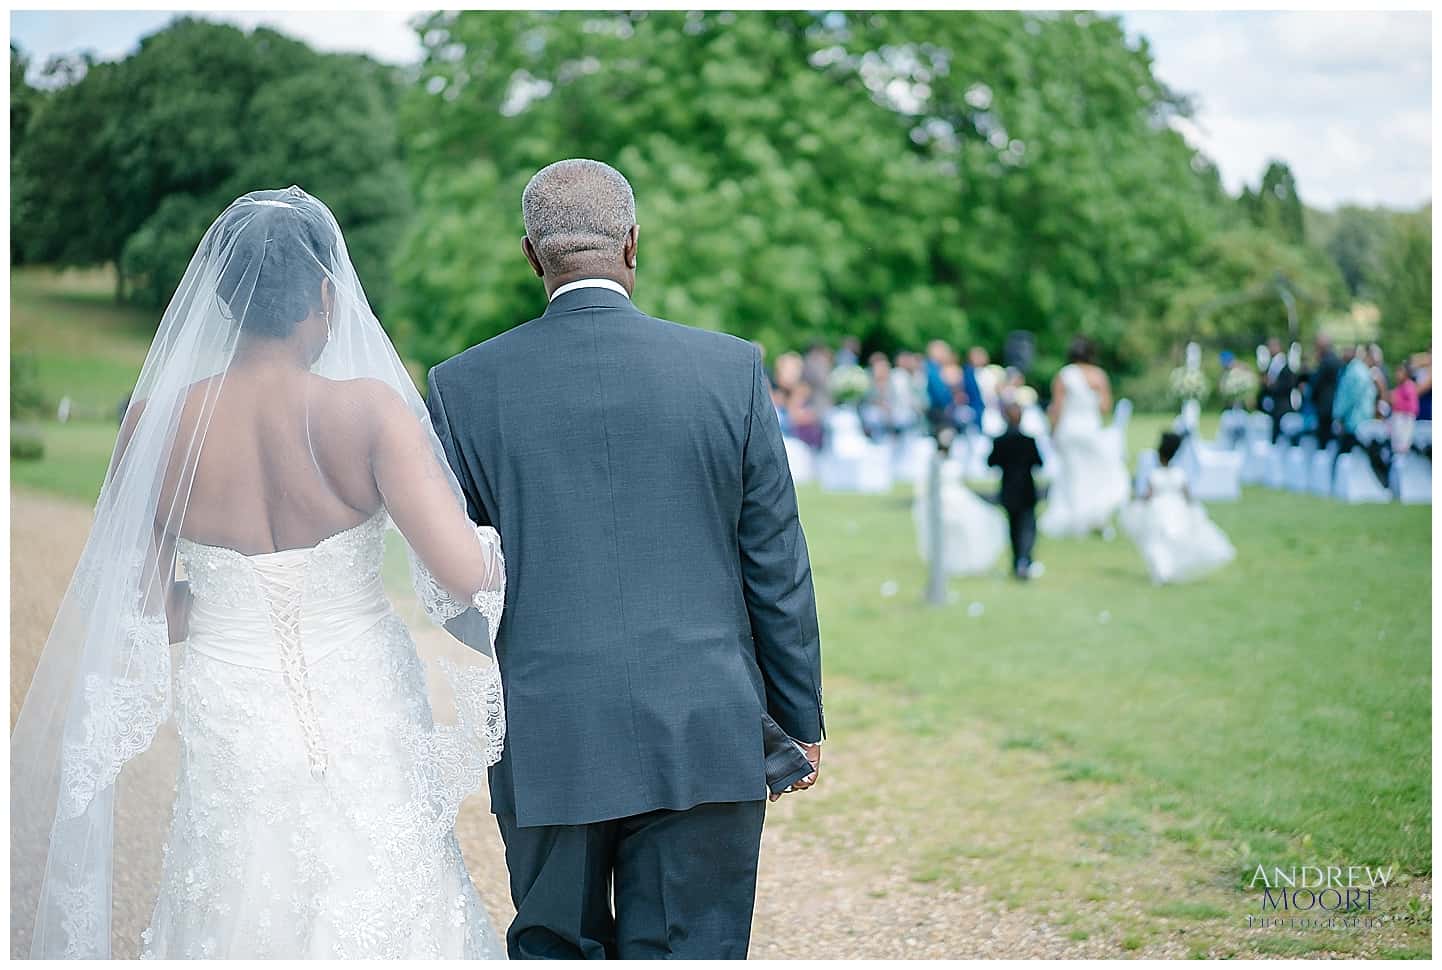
763;338;1037;448
1224;336;1432;482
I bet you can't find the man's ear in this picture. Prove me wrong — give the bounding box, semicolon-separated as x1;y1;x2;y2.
521;237;545;279
624;225;639;269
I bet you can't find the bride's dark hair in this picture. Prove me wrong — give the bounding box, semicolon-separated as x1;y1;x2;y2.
214;188;337;338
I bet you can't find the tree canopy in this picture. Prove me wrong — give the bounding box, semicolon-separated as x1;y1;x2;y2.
11;18;409;308
9;13;1430;380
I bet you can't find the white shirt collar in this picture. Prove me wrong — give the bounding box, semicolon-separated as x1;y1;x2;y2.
548;277;631;302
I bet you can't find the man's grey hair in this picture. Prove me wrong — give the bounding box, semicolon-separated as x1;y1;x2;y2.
522;159;636;273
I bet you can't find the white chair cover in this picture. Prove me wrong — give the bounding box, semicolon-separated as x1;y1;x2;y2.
1283;435;1315;492
1180;437;1243;502
783;435;816;486
1309;441;1338;496
1335;447;1392;504
890;433;935;484
1241;411;1274;484
1218;408;1248;450
816;408;893;493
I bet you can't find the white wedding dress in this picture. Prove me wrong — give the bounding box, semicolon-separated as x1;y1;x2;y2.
11;189;513;960
1120;465;1236;585
1039;363;1130;537
143;514;507;959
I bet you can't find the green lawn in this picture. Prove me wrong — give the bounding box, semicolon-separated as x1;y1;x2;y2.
11;266;157;418
795;483;1430;874
10;265;1432;955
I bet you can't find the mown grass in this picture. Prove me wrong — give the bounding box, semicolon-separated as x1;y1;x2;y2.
792;481;1430;874
11;266;156;416
11;265;1432;956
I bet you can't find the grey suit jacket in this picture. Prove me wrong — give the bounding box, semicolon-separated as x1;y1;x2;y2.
426;285;824;828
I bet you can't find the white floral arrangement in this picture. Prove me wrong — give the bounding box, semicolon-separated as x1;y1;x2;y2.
827;364;871;406
1168;366;1210;403
1218;366;1259;401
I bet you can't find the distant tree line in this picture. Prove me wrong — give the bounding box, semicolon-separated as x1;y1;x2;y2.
9;12;1432;381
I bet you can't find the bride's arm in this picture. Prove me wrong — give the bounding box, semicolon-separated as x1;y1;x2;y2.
1047;373;1065;427
1096;369;1114;416
112;396;194;642
368;387;504;607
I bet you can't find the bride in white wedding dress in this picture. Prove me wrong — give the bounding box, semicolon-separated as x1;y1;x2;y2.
12;188;507;959
1039;337;1130;538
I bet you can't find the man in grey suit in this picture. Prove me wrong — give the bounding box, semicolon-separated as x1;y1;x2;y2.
425;159;824;959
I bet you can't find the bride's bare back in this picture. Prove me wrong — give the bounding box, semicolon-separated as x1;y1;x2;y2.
134;359;492;604
167;366;384;554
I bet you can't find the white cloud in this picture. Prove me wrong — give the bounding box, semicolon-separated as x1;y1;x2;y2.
9;9;423;71
202;10;423;64
1120;10;1431;209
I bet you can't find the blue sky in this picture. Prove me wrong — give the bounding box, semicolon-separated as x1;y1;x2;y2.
8;9;1432;210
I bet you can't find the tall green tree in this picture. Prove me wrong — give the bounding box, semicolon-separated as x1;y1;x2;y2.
393;10;1242;378
1375;208;1432;359
1241;160;1306;246
12;19;410;309
10;44;41;264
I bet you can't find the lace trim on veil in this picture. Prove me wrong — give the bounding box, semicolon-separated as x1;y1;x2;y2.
409;523;506;773
410;525;505;653
57;604;171;820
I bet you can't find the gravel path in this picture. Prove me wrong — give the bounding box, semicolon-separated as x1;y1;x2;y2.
7;491;1132;958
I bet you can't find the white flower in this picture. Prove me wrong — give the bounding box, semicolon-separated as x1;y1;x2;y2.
827;365;871;405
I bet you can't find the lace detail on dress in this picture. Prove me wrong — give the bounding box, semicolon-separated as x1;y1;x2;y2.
57;604;170;820
140;514;507;959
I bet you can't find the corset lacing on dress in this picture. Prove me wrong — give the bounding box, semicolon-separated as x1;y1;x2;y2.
251;554;330;779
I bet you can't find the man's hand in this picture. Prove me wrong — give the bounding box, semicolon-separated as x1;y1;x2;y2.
769;742;822;802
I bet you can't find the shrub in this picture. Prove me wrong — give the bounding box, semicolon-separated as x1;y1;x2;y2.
10;352;49;418
11;424;45;461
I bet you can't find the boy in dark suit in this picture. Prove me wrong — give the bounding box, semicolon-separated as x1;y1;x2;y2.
988;401;1044;580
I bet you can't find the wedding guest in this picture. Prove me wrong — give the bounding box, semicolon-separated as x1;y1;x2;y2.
988;402;1045;580
1390;363;1420;455
1413;349;1431;422
924;340;956;434
802;343;835;412
1310;334;1342;450
861;352;895;438
1334;345;1388;486
942;361;969;430
890;352;924;433
773;350;803;393
961;346;986;433
787;382;824;449
1260;336;1296;442
1367;344;1391;417
836;336;861;368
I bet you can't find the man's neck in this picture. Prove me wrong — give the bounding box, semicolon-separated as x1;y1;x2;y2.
545;271;631;299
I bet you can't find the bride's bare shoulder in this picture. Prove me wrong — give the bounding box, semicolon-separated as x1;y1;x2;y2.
306;375;415;428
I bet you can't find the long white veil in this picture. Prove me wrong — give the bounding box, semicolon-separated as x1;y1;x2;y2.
11;187;501;958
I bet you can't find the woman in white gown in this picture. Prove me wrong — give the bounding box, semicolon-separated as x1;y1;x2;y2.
1121;432;1236;585
12;188;508;959
1039;337;1130;537
913;440;1008;576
